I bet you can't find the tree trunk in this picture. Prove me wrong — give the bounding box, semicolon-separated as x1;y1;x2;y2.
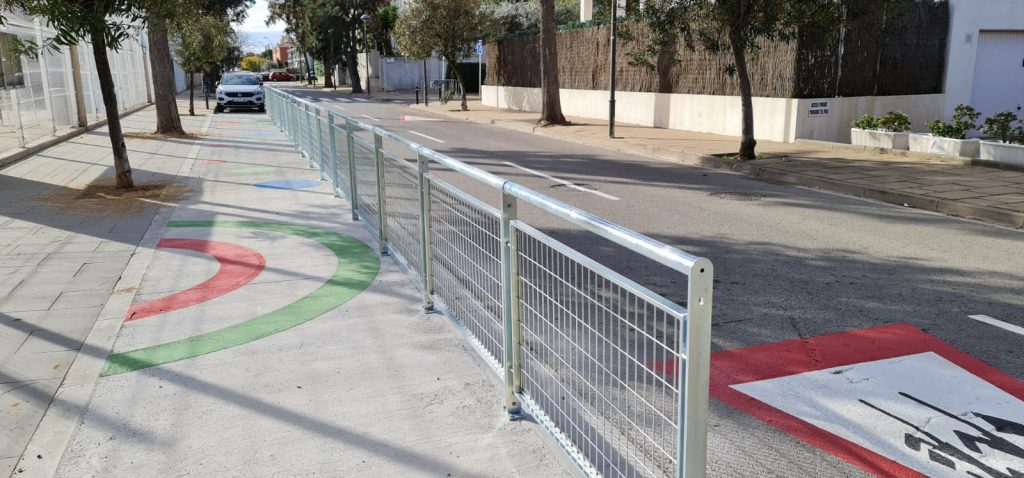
147;17;185;135
346;41;363;94
538;0;566;125
729;32;756;160
91;33;133;189
323;57;334;88
448;59;468;111
189;73;195;116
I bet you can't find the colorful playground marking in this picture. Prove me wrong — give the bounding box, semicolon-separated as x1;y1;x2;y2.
707;324;1024;477
254;179;321;190
102;221;379;376
125;239;265;322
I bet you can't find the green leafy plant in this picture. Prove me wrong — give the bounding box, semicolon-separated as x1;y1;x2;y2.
878;111;911;132
851;114;880;130
982;111;1020;144
926;104;980;139
439;89;455;105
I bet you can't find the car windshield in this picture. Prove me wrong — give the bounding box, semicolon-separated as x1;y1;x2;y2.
221;75;260;86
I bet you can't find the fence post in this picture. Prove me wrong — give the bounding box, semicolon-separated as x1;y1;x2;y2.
500;182;522;418
373;131;388;255
346;119;359;221
417;153;434;311
11;88;25;147
678;259;713;478
33;19;56;135
315;109;325;176
327;113;340;197
303;103;313;163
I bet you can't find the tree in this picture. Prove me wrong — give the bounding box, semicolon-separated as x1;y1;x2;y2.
240;54;264;72
11;0;152;188
631;0;845;159
395;0;491;111
174;16;231;116
537;0;566;125
148;0;252;135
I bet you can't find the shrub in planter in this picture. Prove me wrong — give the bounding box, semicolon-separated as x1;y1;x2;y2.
910;104;981;157
850;111;911;149
980;111;1024;167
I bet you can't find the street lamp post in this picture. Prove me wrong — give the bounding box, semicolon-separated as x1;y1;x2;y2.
361;13;371;97
608;0;618;138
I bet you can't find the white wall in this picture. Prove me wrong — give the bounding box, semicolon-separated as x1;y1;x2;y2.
944;0;1024;116
484;86;946;143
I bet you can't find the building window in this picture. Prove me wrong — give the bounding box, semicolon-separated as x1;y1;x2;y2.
0;33;25;89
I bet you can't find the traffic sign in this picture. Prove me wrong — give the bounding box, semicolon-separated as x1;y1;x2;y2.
475;40;483;55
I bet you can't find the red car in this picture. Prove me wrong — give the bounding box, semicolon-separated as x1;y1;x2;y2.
269;71;294;82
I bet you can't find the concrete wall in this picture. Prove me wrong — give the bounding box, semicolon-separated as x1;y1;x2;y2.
483;85;945;143
944;0;1024;116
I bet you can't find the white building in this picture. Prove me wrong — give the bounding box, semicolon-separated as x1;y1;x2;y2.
483;0;1024;143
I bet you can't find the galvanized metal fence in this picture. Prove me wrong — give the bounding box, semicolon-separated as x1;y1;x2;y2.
266;87;714;478
0;11;151;151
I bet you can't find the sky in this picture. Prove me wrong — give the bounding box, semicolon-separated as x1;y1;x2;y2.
236;0;285;53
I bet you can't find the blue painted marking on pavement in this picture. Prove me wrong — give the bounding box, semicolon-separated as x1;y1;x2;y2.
254;180;322;190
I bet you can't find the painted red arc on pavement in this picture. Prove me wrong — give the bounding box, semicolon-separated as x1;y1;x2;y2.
125;238;266;322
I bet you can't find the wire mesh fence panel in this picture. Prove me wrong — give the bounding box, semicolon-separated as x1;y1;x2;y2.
429;179;504;366
318;111;334;185
352;137;380;238
383;153;423;278
515;222;685;478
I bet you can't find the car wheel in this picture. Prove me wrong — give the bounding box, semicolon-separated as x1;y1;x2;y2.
258;105;265;113
214;105;224;113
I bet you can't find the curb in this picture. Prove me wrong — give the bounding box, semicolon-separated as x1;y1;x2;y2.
0;103;152;171
10;113;216;478
411;105;1024;230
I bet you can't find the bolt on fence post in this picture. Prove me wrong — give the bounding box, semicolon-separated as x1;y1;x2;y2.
417;153;434;312
327;113;339;197
11;88;25;147
374;131;388;255
678;258;713;478
346;119;359;221
500;183;523;418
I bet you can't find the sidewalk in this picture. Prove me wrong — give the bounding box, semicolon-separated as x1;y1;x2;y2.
1;98;208;477
3;100;574;476
411;100;1024;229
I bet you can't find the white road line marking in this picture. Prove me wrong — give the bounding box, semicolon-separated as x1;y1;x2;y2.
408;130;445;144
353;98;369;102
333;98;350;103
360;114;379;121
502;161;620;200
969;315;1024;337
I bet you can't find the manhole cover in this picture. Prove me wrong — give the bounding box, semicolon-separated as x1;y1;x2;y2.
550;183;599;192
709;191;764;201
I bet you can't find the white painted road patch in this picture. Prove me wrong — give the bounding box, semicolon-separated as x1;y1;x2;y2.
708;323;1024;477
735;352;1024;478
408;130;445;144
502;161;620;200
970;314;1024;338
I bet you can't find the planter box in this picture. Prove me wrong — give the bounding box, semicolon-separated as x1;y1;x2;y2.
850;128;910;150
980;141;1024;167
908;134;980;158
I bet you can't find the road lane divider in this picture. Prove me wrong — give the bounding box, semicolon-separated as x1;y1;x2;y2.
502;161;620;200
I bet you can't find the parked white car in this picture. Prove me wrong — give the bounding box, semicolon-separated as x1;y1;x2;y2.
215;73;265;113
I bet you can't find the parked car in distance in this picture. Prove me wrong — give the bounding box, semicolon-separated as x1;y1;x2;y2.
268;70;294;82
215;72;265;113
260;71;271;81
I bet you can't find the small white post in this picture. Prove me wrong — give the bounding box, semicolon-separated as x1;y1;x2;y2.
580;0;593;22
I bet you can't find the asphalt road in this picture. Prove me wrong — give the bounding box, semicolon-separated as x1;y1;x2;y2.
272;86;1024;477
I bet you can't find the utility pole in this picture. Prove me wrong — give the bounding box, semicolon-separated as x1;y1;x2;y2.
422;59;429;106
361;13;371;98
608;0;618;138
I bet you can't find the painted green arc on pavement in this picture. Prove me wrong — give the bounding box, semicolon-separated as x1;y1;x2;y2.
101;221;380;376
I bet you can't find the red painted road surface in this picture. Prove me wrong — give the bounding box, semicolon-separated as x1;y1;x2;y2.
124;238;266;321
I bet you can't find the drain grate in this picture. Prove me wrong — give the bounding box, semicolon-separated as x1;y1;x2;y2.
709;191;764;201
